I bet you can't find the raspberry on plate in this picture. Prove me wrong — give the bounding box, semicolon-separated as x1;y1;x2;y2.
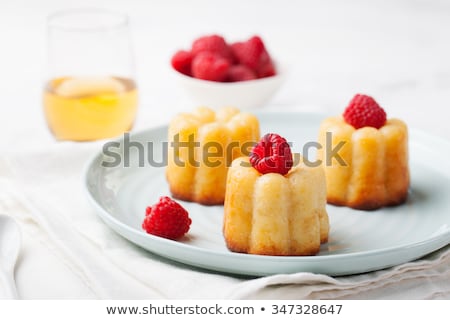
171;50;193;76
191;51;231;82
249;133;293;175
142;196;191;240
343;94;387;129
191;34;233;63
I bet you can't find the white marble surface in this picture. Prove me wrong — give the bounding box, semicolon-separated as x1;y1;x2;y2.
0;0;449;299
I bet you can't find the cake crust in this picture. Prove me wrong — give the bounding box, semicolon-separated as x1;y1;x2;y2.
318;116;409;210
166;107;260;205
223;157;329;256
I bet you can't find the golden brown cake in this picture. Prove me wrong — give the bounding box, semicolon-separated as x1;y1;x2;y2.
317;95;409;210
166;106;260;205
223;156;329;256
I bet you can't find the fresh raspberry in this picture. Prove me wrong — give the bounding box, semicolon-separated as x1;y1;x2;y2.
227;65;257;82
142;196;191;240
171;50;193;76
249;133;293;175
343;94;387;129
257;58;276;78
191;52;231;81
191;34;233;62
230;36;276;78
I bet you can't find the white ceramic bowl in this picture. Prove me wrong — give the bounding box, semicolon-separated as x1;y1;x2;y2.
171;63;285;110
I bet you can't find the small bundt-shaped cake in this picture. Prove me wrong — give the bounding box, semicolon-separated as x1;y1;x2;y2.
317;94;409;210
166;106;259;205
223;134;329;256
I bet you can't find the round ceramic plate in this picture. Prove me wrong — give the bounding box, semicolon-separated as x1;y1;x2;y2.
84;112;450;276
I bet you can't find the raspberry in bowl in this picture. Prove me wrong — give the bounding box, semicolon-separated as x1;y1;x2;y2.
170;34;285;109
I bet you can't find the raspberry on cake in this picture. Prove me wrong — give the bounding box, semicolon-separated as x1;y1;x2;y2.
343;94;387;129
223;134;329;256
249;133;293;175
318;93;409;210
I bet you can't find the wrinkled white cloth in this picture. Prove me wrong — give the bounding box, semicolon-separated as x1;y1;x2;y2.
0;142;449;300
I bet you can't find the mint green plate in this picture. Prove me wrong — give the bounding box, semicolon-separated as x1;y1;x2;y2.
84;112;450;276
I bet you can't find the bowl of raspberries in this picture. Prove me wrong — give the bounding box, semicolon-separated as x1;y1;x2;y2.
170;34;284;109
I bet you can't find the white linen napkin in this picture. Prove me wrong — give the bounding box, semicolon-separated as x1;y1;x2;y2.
0;142;449;299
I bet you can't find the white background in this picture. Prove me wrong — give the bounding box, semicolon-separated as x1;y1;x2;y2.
1;0;450;150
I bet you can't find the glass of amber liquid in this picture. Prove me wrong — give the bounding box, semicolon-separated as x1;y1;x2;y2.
43;8;138;141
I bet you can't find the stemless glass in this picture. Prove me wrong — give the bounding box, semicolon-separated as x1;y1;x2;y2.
43;8;138;141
